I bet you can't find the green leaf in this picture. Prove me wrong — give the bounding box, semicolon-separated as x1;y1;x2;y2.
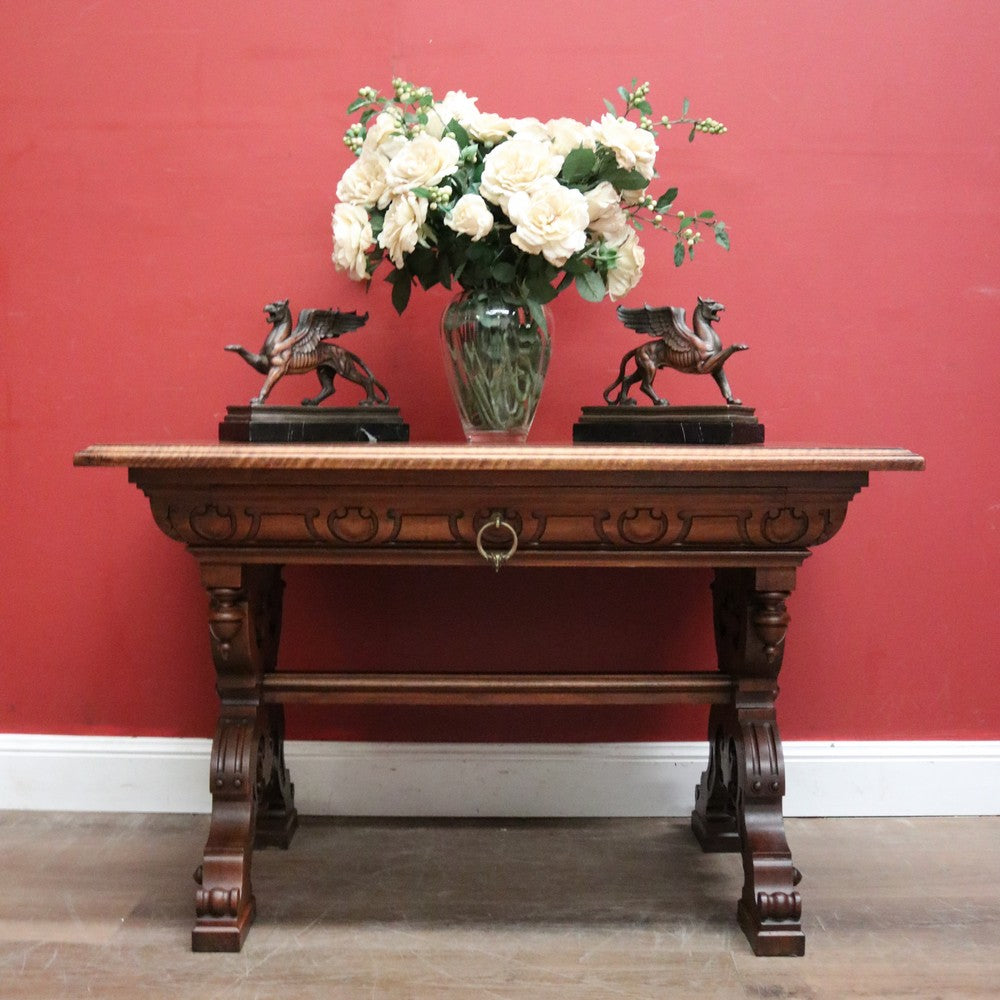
526;274;559;303
526;297;548;334
682;97;690;116
389;271;412;313
698;210;716;219
445;119;470;148
522;253;558;286
688;244;696;261
561;147;598;183
688;126;697;143
491;261;516;284
714;223;731;251
406;245;437;289
637;100;652;115
607;167;649;190
347;96;370;113
437;254;453;289
673;242;685;267
603;98;617;115
575;269;606;303
655;188;678;211
618;85;629;102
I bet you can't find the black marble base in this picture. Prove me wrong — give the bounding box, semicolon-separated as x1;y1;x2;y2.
572;405;765;445
219;406;409;443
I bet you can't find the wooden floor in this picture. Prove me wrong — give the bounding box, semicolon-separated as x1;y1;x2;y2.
0;813;997;999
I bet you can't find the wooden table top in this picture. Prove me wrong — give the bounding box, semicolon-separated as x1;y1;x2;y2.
74;442;925;474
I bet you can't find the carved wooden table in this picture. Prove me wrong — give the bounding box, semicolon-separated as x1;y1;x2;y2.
74;443;923;956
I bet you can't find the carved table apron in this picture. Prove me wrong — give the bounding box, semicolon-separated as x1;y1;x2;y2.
73;443;923;956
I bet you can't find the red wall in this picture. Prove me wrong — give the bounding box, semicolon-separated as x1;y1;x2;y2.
2;1;997;742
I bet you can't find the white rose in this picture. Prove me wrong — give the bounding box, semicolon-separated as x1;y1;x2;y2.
362;111;406;162
377;191;429;268
591;113;658;182
479;136;564;212
444;193;495;241
585;181;630;243
545;117;595;156
507;177;590;268
383;133;461;199
606;229;646;300
511;117;550;143
426;90;480;138
335;154;389;209
331;203;374;281
466;112;516;144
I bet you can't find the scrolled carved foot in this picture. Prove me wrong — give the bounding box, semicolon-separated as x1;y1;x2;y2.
738;888;805;957
192;883;256;952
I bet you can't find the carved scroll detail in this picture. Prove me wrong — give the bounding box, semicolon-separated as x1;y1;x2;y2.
618;508;669;545
157;496;857;553
327;506;380;543
691;707;741;852
743;720;783;796
189;505;239;542
196;886;242;919
760;507;809;545
211;717;256;799
757;890;802;921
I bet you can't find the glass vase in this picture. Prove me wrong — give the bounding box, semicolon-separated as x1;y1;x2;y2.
440;288;552;444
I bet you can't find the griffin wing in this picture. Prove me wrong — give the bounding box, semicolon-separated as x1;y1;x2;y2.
616;305;698;352
289;309;370;354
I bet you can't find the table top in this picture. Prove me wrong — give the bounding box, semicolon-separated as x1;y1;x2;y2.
74;442;925;474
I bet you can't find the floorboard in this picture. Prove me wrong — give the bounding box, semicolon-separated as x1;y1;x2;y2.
0;814;997;999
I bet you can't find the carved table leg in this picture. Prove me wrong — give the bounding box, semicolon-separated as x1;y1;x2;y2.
692;703;741;851
255;702;298;849
693;567;805;957
192;563;297;952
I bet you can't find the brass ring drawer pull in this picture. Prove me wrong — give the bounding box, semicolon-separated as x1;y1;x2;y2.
475;514;518;572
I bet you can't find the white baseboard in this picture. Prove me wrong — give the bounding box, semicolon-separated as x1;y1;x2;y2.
1;736;997;817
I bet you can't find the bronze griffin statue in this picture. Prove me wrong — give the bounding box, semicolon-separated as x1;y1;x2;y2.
226;300;390;406
603;298;748;406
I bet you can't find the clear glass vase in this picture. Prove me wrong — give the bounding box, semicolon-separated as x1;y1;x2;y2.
440;288;552;444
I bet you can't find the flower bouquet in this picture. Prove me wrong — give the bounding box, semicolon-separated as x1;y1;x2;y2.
331;78;728;440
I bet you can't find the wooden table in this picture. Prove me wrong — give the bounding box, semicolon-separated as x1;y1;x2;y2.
74;443;923;956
